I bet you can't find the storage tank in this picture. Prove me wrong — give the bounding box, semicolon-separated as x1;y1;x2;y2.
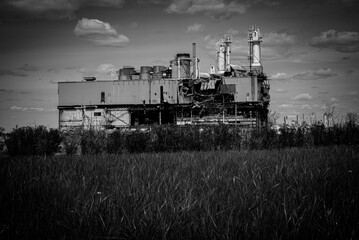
171;53;191;79
119;66;134;80
153;65;166;80
140;66;152;80
119;69;128;80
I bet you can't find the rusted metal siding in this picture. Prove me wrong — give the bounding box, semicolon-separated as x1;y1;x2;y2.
150;80;178;104
223;77;257;102
58;79;180;106
59;108;130;129
59;80;153;106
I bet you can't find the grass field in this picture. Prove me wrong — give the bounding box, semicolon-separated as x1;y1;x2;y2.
1;146;358;239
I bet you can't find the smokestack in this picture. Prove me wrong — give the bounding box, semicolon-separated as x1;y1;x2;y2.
192;43;198;79
192;43;196;59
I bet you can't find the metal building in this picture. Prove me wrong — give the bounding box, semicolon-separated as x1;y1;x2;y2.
58;26;270;130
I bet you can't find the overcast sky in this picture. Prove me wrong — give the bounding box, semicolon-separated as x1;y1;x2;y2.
0;0;359;131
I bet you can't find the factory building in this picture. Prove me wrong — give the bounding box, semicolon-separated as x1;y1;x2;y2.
58;25;270;130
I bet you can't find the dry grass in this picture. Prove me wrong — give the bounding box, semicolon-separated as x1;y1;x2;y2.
1;146;358;239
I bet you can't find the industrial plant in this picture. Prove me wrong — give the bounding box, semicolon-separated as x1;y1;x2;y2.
58;25;270;129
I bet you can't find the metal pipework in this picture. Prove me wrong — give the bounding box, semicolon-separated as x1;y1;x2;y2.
192;43;198;79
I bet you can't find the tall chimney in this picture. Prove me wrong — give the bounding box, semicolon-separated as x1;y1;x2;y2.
192;43;198;79
192;43;196;59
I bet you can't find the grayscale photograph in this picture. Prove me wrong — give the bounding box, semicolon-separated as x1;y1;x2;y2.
0;0;358;239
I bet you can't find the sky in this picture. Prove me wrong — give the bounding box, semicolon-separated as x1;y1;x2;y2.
0;0;359;131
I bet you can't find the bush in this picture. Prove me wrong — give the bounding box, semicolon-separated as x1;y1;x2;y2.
106;130;126;154
80;129;108;155
61;128;82;155
4;122;359;156
5;126;61;156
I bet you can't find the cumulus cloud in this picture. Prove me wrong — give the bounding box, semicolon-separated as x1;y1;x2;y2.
10;106;44;112
0;0;125;21
300;104;312;110
270;72;290;81
310;30;359;53
292;68;337;80
0;89;30;94
330;97;339;102
96;64;118;79
18;64;39;72
202;34;249;61
129;22;138;29
73;18;129;47
137;0;167;4
264;32;296;47
226;29;240;36
292;93;312;101
166;0;247;20
96;64;116;74
278;104;294;108
0;69;27;77
275;88;288;93
186;23;204;33
261;32;297;60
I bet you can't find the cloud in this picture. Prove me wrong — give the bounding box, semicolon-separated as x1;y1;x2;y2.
330;97;338;102
300;104;312;110
264;32;296;47
310;30;359;53
10;106;44;112
278;104;294;108
202;30;296;62
0;89;30;94
186;23;204;33
96;64;118;79
18;64;39;72
0;69;27;77
226;29;240;36
166;0;247;20
292;93;312;101
96;64;116;74
270;72;290;81
129;22;138;29
137;0;167;4
90;0;125;8
73;18;129;47
202;34;248;61
292;68;337;80
275;88;288;93
261;32;297;60
0;0;125;21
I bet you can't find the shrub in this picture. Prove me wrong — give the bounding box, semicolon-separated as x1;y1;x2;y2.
5;126;61;156
125;129;152;153
80;129;108;155
106;130;126;154
61;128;82;155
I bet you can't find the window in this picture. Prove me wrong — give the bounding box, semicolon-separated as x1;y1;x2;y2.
101;92;105;103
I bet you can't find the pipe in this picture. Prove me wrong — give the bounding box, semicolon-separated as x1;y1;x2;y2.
192;43;196;59
192;43;198;79
177;58;180;79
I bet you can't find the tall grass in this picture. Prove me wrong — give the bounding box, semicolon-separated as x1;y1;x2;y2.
3;123;359;156
58;123;358;155
5;125;61;156
1;146;358;239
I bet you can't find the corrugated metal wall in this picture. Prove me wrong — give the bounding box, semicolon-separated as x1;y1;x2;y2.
59;80;179;106
223;77;257;102
59;77;257;107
